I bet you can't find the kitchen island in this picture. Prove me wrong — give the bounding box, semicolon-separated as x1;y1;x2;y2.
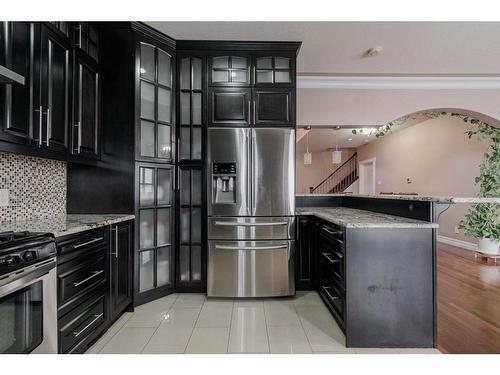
295;195;451;349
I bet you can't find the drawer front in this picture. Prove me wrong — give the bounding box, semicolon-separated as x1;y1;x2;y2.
320;281;345;319
57;228;108;259
58;292;106;354
320;223;344;244
208;216;295;240
58;252;106;307
320;248;345;283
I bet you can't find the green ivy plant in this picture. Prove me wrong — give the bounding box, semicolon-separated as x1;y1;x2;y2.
353;111;500;240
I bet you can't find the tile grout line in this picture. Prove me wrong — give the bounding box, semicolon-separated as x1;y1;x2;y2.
182;296;205;354
139;294;179;354
293;294;316;354
95;312;134;353
262;301;271;354
226;299;235;354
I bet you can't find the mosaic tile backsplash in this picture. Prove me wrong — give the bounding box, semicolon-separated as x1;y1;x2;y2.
0;152;66;225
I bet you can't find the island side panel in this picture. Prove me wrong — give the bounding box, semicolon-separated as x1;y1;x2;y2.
345;227;435;348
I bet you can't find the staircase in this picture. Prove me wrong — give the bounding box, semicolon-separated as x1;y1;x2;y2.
310;153;358;194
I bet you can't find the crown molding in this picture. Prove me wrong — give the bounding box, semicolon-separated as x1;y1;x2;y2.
297;75;500;90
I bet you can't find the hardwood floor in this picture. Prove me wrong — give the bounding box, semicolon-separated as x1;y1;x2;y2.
437;243;500;353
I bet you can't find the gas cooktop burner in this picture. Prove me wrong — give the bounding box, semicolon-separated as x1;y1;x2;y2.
0;231;56;275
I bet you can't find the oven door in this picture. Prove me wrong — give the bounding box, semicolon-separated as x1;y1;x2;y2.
0;258;57;354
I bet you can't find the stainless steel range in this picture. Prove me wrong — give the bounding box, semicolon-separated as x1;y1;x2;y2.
207;128;295;297
0;231;58;354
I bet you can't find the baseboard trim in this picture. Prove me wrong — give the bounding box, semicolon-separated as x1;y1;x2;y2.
437;235;478;251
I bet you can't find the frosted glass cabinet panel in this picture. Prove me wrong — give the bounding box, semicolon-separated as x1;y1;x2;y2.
255;56;292;85
139;42;174;162
137;164;174;296
178;166;204;284
210;55;250;85
178;56;204;161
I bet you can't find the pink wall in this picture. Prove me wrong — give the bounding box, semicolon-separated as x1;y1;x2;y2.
296;148;356;194
354;115;490;244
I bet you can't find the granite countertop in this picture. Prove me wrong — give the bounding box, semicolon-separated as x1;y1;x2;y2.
296;207;439;229
1;214;135;238
296;193;500;204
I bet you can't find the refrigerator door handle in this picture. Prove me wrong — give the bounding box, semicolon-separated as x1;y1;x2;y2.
246;130;252;215
214;221;288;226
215;245;288;251
251;130;257;214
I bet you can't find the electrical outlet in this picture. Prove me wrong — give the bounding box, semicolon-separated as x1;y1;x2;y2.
406;177;412;184
0;189;9;207
454;226;460;234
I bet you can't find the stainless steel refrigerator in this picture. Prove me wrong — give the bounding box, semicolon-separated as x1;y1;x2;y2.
207;127;295;297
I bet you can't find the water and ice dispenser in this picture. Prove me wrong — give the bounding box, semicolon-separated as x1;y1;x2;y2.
212;162;237;204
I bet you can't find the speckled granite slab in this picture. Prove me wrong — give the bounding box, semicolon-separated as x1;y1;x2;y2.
296;207;438;228
296;193;500;204
1;214;135;238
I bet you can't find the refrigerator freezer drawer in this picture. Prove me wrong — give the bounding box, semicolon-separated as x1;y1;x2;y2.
208;216;295;240
207;240;295;298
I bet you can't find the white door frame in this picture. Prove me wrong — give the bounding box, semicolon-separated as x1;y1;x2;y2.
358;157;376;195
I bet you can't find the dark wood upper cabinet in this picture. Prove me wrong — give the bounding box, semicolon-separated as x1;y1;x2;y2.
208;87;252;127
253;87;294;126
73;22;99;63
72;50;99;159
209;54;251;86
254;54;295;87
0;22;36;145
37;24;71;153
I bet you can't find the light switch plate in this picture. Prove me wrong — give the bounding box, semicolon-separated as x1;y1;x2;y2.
0;189;9;207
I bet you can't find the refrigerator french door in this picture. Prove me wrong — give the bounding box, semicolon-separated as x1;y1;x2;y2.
207;127;295;297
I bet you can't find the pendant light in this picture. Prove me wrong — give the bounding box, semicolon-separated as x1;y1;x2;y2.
332;130;342;164
303;131;312;165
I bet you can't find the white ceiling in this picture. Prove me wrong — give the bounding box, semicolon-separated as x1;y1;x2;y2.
147;22;500;75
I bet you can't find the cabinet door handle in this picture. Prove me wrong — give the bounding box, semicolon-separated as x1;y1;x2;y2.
72;270;104;287
73;313;103;337
44;108;50;147
322;286;340;301
322;252;339;264
34;106;43;146
111;225;118;258
73;122;81;153
247;100;251;123
73;237;104;249
252;66;256;84
253;101;256;124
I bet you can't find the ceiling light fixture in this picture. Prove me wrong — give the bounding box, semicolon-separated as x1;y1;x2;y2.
332;131;342;164
304;131;312;165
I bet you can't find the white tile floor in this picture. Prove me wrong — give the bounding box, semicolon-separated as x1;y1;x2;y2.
86;291;441;354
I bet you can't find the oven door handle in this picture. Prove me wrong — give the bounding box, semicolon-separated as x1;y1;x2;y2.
73;313;104;338
72;270;104;287
214;221;288;227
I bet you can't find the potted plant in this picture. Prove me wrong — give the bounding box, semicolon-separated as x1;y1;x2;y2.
458;117;500;255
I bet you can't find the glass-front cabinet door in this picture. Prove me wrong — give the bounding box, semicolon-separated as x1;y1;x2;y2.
254;55;295;86
138;42;174;162
179;57;203;161
177;166;204;288
136;163;175;300
209;55;251;86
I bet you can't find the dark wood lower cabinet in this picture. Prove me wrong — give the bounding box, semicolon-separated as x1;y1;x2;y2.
109;221;133;321
56;221;134;354
297;215;436;348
